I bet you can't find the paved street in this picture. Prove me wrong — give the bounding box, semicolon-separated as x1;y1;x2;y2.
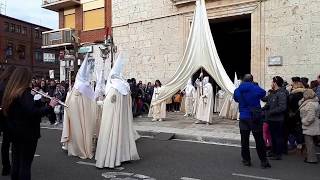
1;128;320;180
41;112;245;145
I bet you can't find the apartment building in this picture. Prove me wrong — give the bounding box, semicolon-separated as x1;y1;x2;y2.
41;0;112;81
0;14;59;78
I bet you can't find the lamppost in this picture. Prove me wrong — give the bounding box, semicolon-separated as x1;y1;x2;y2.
99;34;117;68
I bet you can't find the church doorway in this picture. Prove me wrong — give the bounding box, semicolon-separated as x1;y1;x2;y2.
191;14;251;95
210;14;251;81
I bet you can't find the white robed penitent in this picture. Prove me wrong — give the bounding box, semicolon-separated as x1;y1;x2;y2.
61;54;97;159
95;54;140;169
184;78;196;116
148;86;166;121
195;76;214;123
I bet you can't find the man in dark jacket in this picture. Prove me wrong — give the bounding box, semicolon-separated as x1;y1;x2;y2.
234;74;271;169
266;76;287;160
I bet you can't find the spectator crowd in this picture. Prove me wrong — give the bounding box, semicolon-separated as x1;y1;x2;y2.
31;78;68;126
235;74;320;169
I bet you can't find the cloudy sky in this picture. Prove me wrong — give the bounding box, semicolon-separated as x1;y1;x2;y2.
4;0;58;29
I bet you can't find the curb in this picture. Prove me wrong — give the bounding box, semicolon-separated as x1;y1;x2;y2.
136;130;253;146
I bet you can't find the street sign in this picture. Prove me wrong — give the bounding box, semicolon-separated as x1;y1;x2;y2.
43;53;56;63
49;70;54;79
268;56;283;66
78;46;93;54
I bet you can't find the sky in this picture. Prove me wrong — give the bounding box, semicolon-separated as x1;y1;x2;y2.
4;0;58;29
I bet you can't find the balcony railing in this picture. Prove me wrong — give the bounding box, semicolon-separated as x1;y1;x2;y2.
42;28;78;49
171;0;195;6
42;0;80;11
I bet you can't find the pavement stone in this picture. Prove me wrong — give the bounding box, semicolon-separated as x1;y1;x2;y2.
133;112;248;145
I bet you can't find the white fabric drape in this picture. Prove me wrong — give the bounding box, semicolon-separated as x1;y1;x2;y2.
151;0;235;106
219;73;240;120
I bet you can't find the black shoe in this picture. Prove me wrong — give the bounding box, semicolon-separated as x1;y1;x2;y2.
261;161;271;169
2;166;11;176
269;155;282;160
242;160;252;167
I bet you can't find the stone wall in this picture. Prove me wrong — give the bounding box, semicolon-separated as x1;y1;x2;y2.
112;0;188;83
264;0;320;86
112;0;320;87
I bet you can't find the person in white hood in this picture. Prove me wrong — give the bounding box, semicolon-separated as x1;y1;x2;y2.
195;76;214;124
95;53;140;168
184;79;195;117
61;54;97;159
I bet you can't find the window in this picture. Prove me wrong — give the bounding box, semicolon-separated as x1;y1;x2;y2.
9;24;15;32
5;43;14;59
22;27;27;35
64;14;75;29
16;25;21;33
17;45;26;60
4;22;9;32
83;8;105;31
35;30;40;39
35;51;43;62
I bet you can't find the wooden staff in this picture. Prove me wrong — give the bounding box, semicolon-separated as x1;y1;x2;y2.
31;89;68;108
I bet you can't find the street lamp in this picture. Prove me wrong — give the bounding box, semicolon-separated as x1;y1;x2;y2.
99;34;117;68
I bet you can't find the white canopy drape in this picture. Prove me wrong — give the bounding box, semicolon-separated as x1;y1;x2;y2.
152;0;235;106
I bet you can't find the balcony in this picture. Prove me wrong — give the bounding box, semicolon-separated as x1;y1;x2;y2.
171;0;195;6
42;0;80;11
42;28;78;49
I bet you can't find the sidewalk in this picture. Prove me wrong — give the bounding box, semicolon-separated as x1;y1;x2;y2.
41;112;245;145
134;112;243;145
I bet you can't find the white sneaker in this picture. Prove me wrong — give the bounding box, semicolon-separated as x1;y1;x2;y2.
158;119;163;122
62;144;67;151
184;113;188;117
152;119;157;122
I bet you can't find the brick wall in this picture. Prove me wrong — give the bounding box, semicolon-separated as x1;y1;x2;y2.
0;15;59;77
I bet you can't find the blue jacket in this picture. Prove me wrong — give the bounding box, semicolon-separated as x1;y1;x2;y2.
234;82;266;120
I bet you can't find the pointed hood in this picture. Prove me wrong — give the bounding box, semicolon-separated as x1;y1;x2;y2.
234;72;241;88
185;78;195;95
105;53;130;95
73;53;95;100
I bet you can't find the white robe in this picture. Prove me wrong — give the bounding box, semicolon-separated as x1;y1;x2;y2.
185;86;195;115
95;88;140;168
214;90;226;113
149;87;166;119
196;83;214;123
195;82;203;120
61;89;97;159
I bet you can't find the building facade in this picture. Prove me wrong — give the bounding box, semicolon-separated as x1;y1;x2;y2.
0;14;59;78
41;0;112;81
112;0;320;88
